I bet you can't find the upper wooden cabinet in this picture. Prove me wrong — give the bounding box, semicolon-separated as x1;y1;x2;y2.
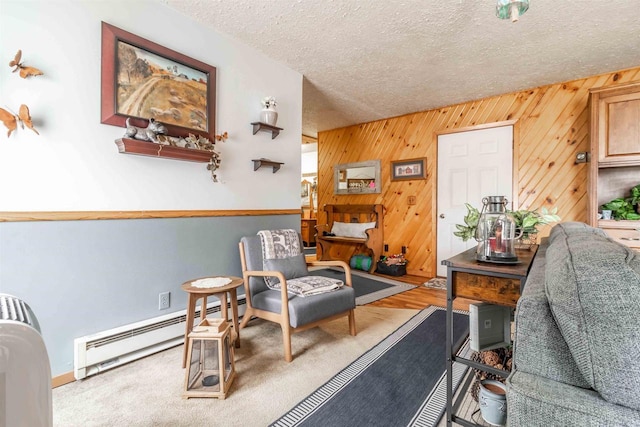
591;81;640;167
589;81;640;250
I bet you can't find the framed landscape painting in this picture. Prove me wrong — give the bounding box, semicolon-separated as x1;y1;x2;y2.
100;22;217;140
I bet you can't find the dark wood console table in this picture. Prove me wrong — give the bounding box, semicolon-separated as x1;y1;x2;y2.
442;246;538;427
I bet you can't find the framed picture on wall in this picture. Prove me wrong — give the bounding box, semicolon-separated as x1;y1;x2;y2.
391;157;428;181
100;22;217;141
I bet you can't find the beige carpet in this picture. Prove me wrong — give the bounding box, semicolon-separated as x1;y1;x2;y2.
53;306;418;427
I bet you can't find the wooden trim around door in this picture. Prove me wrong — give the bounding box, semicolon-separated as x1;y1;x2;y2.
435;120;517;137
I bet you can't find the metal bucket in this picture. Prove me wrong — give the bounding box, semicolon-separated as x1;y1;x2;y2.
479;379;507;426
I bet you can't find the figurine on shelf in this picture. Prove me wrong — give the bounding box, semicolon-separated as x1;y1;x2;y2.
207;151;222;182
124;117;168;143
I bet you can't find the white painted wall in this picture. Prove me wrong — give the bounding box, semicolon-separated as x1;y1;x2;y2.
0;0;302;211
0;0;303;378
301;143;317;175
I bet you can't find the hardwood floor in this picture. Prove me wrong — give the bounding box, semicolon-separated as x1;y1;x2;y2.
371;270;479;311
307;254;478;310
368;285;477;312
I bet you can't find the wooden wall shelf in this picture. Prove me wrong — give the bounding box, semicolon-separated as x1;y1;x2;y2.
252;158;284;173
251;122;283;139
115;138;212;163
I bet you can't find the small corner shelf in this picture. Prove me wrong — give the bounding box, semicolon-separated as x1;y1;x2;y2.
115;138;212;163
252;158;284;173
251;122;283;139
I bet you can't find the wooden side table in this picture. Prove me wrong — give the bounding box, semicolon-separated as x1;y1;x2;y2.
301;218;317;247
181;276;244;369
442;246;538;426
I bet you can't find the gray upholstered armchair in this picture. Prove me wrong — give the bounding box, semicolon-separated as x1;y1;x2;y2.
238;230;356;362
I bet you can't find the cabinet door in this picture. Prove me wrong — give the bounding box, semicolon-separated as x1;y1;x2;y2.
603;224;640;251
599;92;640;165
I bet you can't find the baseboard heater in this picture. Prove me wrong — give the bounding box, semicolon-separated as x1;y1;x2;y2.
74;297;246;380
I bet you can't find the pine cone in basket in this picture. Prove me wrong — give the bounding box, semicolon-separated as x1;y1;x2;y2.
482;350;501;366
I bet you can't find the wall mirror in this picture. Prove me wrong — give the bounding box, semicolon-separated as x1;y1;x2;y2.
334;160;381;194
301;175;317;213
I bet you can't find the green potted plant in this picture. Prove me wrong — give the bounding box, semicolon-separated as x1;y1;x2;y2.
629;184;640;215
453;203;480;242
600;197;640;220
454;204;561;245
509;207;561;240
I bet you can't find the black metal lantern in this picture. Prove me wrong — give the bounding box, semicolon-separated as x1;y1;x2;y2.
475;196;519;263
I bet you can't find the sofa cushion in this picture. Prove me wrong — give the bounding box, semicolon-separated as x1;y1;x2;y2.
547;221;607;245
545;232;640;410
507;370;640;426
514;243;590;388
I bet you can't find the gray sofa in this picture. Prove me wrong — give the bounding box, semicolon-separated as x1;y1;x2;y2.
507;222;640;426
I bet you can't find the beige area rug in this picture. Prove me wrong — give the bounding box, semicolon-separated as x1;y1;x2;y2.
424;277;447;290
53;306;418;427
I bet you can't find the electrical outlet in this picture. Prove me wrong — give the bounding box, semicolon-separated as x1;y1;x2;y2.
407;196;416;205
159;292;170;310
401;246;407;254
384;244;389;252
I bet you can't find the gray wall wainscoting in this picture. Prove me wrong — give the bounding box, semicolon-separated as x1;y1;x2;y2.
0;214;299;376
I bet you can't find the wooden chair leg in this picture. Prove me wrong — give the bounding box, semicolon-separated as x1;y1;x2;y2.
239;308;253;329
348;309;357;336
282;324;293;362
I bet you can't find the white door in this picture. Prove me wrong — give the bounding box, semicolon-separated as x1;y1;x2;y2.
436;126;513;277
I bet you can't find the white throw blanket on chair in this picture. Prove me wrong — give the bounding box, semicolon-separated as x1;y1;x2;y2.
258;229;301;260
257;229;343;297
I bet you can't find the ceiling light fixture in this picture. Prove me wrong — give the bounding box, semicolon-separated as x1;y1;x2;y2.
496;0;529;22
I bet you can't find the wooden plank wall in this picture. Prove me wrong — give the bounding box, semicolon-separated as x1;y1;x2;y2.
317;66;640;279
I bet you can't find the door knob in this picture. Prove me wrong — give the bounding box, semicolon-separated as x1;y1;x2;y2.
439;213;445;219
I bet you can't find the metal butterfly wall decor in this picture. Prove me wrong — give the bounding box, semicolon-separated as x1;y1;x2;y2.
0;104;39;137
9;50;43;78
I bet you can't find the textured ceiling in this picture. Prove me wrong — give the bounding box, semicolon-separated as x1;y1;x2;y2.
162;0;640;137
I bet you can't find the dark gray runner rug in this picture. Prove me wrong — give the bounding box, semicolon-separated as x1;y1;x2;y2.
309;267;415;305
271;306;469;427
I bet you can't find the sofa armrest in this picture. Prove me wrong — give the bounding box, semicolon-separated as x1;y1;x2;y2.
513;244;590;388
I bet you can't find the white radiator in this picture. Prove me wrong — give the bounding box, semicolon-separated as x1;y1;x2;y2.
74;298;246;380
